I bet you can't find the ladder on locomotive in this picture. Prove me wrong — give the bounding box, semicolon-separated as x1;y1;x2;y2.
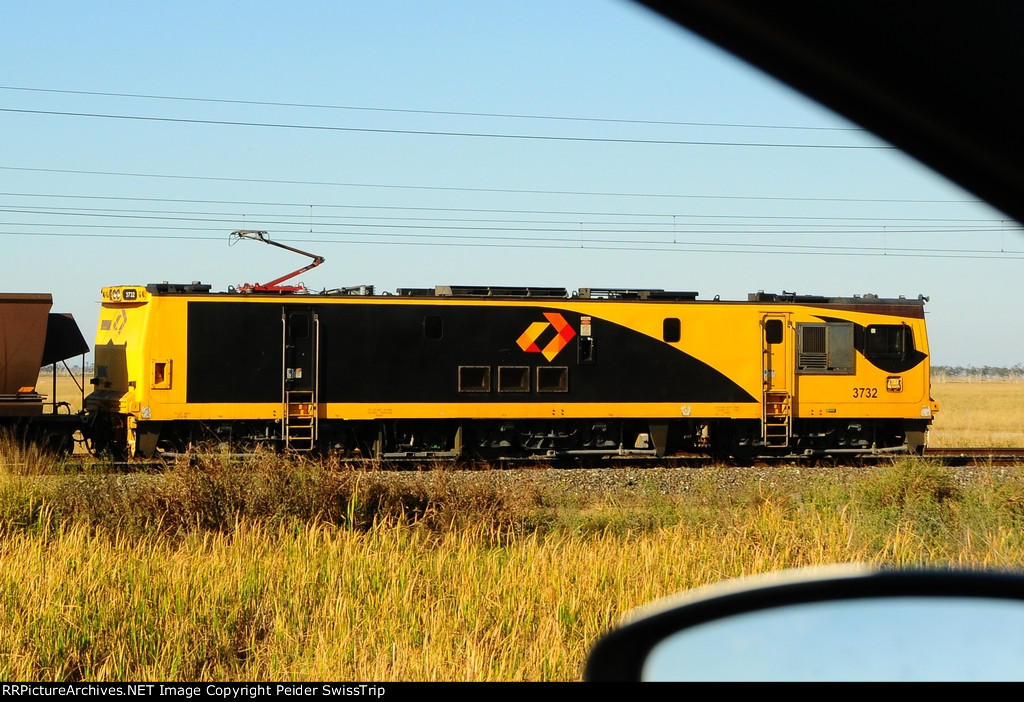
761;315;792;449
282;309;319;452
284;389;317;451
762;390;791;448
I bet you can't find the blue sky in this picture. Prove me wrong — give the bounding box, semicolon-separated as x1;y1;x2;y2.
2;1;1020;365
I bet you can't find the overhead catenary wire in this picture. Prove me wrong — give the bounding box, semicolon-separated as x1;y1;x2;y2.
1;225;1020;261
0;213;1017;237
0;192;1009;224
0;186;1017;261
0;107;893;149
0;84;869;132
0;166;984;204
0;86;1009;265
0;203;1017;231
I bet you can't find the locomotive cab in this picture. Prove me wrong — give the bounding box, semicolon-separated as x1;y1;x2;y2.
751;293;938;457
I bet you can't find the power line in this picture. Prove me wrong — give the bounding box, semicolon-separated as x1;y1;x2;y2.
0;208;1015;234
0;167;979;203
2;217;1020;256
0;190;1004;221
0;84;867;133
2;220;1012;238
2;227;1020;260
0;107;892;149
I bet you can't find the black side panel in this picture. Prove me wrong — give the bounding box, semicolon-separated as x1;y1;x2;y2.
185;300;756;406
187;302;282;403
316;303;755;404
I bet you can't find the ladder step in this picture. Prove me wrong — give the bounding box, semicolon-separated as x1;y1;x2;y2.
284;388;317;450
762;389;792;447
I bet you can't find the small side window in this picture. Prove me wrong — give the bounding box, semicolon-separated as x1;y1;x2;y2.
537;366;569;393
458;366;491;393
152;359;172;389
765;319;784;345
865;324;911;360
288;313;310;340
423;315;443;340
663;318;681;343
578;337;596;364
498;366;530;393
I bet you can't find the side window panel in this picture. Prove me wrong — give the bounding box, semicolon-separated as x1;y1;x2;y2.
797;322;855;374
458;366;491;393
537;366;569;392
663;318;681;343
864;324;912;360
497;366;530;393
287;312;309;340
423;314;443;340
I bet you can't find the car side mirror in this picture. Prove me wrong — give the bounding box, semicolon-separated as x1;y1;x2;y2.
585;565;1024;681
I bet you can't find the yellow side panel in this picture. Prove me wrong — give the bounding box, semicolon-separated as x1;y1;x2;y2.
143;401;762;422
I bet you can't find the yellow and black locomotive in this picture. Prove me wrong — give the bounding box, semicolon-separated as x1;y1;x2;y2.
85;280;937;460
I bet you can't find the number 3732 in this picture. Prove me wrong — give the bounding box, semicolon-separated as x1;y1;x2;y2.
853;387;878;398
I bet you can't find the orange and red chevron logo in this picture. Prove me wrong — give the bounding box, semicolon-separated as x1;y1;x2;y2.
516;312;576;361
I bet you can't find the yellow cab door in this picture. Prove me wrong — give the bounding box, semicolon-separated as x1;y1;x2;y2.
761;313;791;448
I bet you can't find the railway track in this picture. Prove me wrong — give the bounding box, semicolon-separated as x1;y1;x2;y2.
922;447;1024;466
40;446;1024;471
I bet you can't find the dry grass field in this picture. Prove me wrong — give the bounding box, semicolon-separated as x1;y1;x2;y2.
1;446;1024;681
927;381;1024;447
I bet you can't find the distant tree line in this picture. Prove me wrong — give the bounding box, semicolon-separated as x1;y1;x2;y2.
38;362;92;376
932;365;1024;381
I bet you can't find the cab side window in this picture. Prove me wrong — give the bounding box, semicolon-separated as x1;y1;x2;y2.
864;324;912;360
